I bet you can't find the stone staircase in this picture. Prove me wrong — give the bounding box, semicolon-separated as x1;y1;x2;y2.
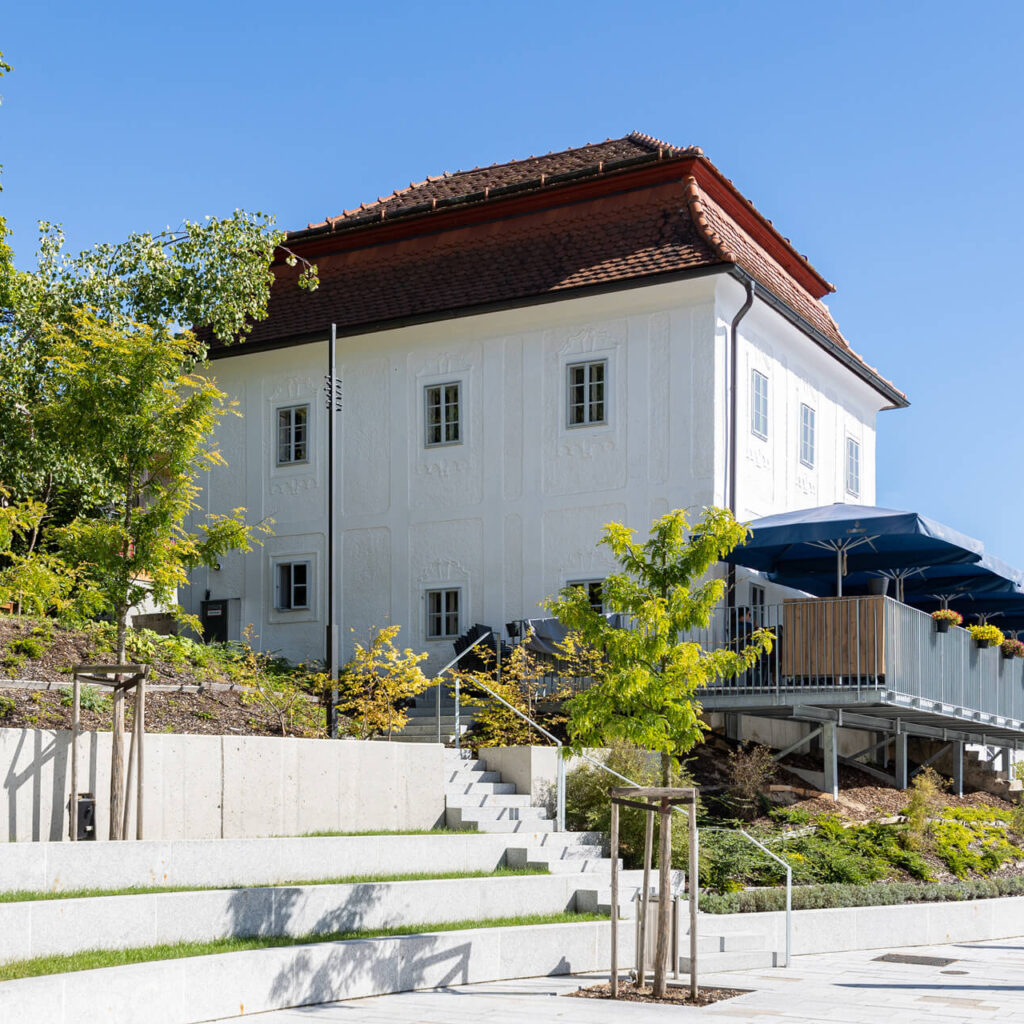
680;930;780;972
444;749;555;833
964;747;1023;800
399;683;477;744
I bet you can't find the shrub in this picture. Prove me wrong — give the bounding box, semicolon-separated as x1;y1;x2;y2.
564;743;694;870
904;766;944;846
700;875;1024;914
60;684;110;714
0;694;14;718
724;742;776;820
932;806;1024;878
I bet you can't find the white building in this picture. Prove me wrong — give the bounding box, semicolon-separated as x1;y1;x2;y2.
187;133;906;666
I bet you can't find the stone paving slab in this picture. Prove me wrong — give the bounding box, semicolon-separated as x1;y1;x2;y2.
224;935;1024;1023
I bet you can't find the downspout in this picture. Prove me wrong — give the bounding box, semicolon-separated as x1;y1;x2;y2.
726;274;756;607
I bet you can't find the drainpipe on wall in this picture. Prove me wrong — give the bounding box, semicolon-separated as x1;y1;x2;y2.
726;275;756;607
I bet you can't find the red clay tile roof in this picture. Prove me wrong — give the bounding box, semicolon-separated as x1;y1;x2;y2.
245;179;721;345
212;133;904;405
296;132;701;235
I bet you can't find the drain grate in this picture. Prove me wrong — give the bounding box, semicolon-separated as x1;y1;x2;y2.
941;970;969;975
874;953;957;967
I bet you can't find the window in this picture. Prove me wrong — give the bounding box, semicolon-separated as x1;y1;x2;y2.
276;405;309;465
846;437;861;497
750;584;765;610
751;370;768;439
276;561;310;611
426;588;461;639
567;360;607;426
425;382;462;446
799;404;816;468
569;579;604;614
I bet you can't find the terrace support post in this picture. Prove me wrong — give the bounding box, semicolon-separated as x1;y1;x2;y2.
951;740;964;798
724;713;741;742
895;733;909;790
822;721;839;800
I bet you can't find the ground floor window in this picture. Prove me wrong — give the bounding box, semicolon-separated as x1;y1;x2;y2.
568;578;605;613
426;588;461;639
276;561;310;610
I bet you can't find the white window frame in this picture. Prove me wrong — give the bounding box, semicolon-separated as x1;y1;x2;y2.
750;583;766;609
424;381;462;447
276;404;309;466
567;359;608;427
799;403;816;468
750;370;768;440
275;560;311;611
846;437;861;497
568;578;605;614
425;587;461;639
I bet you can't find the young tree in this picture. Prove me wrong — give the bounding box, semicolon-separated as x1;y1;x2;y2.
44;309;271;836
333;626;431;740
545;506;773;996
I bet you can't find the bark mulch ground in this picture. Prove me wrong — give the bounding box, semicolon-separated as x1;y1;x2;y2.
0;685;306;737
568;980;748;1006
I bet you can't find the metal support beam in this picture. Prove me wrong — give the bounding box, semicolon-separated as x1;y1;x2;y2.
846;736;891;764
895;733;909;790
910;743;951;779
823;722;838;800
771;726;823;764
951;741;964;798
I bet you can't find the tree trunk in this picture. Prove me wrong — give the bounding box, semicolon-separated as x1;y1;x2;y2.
109;607;127;840
653;790;673;997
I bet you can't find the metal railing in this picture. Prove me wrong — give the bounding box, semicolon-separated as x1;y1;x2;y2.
885;598;1024;724
431;631;494;744
702;826;792;968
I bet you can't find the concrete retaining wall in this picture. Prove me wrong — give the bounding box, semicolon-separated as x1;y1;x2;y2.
701;894;1024;955
0;832;554;894
0;728;446;841
0;919;633;1024
0;873;591;962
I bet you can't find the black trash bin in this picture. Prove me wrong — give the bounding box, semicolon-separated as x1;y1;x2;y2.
75;793;97;841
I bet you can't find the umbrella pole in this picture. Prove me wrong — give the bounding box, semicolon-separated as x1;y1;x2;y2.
836;547;843;597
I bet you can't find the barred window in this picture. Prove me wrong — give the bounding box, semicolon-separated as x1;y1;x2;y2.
425;382;461;446
277;405;309;465
567;360;607;426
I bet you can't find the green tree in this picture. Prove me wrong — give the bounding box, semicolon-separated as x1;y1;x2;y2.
331;626;431;739
44;309;269;663
545;506;773;996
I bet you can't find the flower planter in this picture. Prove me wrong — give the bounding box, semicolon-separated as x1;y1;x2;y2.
935;620;950;634
975;638;996;650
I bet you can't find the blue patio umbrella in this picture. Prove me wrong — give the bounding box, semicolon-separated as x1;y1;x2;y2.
776;552;1024;604
726;503;986;597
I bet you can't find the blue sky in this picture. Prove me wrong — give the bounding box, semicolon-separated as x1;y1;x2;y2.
2;2;1022;561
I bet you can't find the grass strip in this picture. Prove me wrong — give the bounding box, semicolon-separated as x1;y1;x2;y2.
0;910;607;981
0;866;548;905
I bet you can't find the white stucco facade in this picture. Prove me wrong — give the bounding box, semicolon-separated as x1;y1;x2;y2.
186;272;890;665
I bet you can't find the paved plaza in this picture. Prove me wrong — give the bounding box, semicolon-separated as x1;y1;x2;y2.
227;936;1024;1023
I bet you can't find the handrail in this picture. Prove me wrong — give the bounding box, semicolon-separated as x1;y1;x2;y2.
431;631;495;744
450;644;566;831
702;826;792;968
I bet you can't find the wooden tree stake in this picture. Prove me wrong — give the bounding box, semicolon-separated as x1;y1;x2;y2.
637;808;654;988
